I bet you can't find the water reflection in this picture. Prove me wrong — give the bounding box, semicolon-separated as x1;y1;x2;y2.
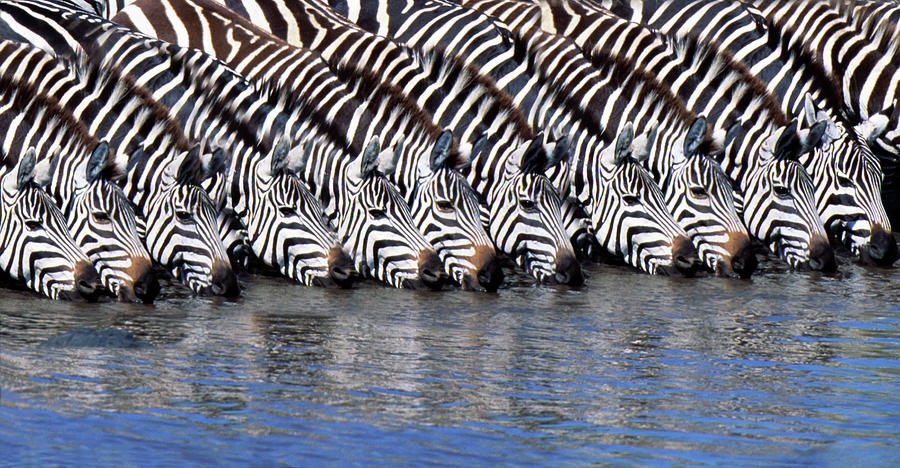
1;256;899;464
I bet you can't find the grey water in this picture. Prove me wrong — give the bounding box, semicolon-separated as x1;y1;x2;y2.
1;258;899;466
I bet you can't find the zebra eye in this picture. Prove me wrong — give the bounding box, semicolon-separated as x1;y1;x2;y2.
92;211;111;224
772;185;793;199
435;200;454;213
689;186;708;199
278;206;296;217
24;219;41;231
176;210;195;223
622;194;640;206
519;198;537;212
368;208;386;219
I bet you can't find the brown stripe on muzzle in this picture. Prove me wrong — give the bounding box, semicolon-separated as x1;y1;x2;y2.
325;245;357;288
73;260;102;302
417;248;447;291
720;231;758;279
117;256;160;303
669;235;701;277
461;244;503;292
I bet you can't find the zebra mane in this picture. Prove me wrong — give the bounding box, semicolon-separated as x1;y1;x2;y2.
578;35;719;152
762;2;857;119
0;74;122;178
675;34;791;127
331;61;464;164
250;74;357;157
66;46;194;153
408;43;535;141
510;30;608;140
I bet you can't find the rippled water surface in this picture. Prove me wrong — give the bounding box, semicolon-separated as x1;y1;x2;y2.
2;258;899;465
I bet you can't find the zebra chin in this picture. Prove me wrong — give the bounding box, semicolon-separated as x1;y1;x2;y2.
452;246;504;292
188;261;240;297
705;232;758;279
652;236;701;277
784;236;838;272
306;246;357;289
857;224;899;267
110;257;160;303
398;249;447;290
56;260;103;302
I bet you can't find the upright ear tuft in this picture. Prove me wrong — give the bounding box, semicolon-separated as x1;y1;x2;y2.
127;146;145;173
86;141;110;182
774;121;799;158
631;123;656;163
176;147;202;185
430;130;454;171
33;147;61;187
355;137;381;178
205;147;229;177
16;147;37;189
799;120;827;153
520;136;548;173
288;140;312;174
271;138;290;176
856;111;891;144
615;122;635;164
684;116;707;157
547;134;570;168
802;94;818;127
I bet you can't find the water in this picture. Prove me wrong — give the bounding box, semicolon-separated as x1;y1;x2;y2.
2;258;899;466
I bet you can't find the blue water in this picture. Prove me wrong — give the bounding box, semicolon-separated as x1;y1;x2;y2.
2;259;899;466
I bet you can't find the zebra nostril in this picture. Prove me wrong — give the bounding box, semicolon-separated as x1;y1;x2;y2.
476;255;504;292
554;253;584;286
418;251;446;290
672;237;700;278
209;263;240;297
132;270;160;304
866;227;898;266
730;244;758;279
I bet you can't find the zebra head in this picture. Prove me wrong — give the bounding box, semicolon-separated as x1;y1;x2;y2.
126;147;238;296
799;99;897;266
248;139;356;288
492;136;583;285
409;132;502;291
798;98;895;266
0;148;101;300
589;124;701;276
340;139;446;289
660;118;756;278
67;142;159;303
739;122;836;271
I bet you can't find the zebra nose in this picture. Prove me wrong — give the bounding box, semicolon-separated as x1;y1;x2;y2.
573;230;602;262
228;244;253;272
209;262;240;297
725;233;757;279
554;251;584;286
328;246;357;288
730;242;758;279
418;250;447;291
132;268;160;304
808;237;837;272
672;236;701;277
476;253;504;292
74;261;103;302
865;225;898;266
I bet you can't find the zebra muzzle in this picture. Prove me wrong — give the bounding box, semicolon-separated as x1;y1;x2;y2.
862;224;898;267
325;246;357;288
807;236;837;272
73;260;103;302
417;250;447;291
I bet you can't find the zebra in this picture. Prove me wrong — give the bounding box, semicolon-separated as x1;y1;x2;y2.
0;146;103;300
601;0;898;265
98;11;446;290
1;0;361;289
0;64;158;302
295;0;707;276
827;0;900;60
191;0;591;282
113;0;584;287
0;0;243;295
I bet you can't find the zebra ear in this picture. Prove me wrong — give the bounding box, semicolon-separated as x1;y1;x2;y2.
601;123;634;171
547;134;571;168
31;147;60;188
855;110;891;145
430;130;454;171
519;136;548;173
16;147;38;190
85;141;110;182
287;141;311;174
349;137;381;180
799;120;827;153
204;147;229;178
631;123;657;163
802;95;818;127
377;145;400;176
458;134;486;169
684;116;707;157
776;121;799;158
127;146;145;173
270;138;290;176
175;147;202;185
